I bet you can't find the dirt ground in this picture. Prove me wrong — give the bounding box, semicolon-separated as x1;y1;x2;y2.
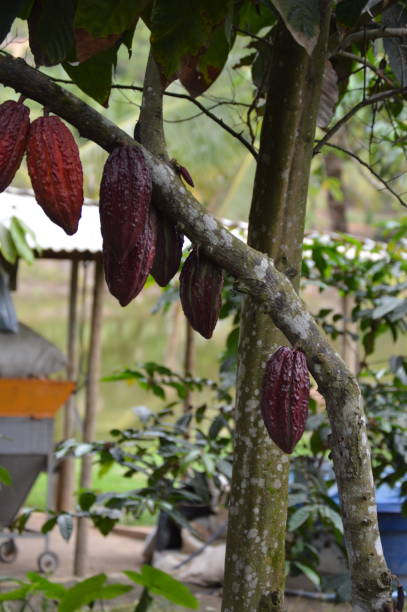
0;513;351;611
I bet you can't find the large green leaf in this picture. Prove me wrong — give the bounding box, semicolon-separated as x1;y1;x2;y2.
179;24;232;97
63;45;117;106
150;0;233;88
125;566;199;609
28;0;75;66
236;0;276;34
335;0;367;27
271;0;320;55
0;465;11;486
75;0;149;37
0;0;27;43
58;574;107;612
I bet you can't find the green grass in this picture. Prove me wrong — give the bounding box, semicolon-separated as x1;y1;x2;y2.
25;463;157;526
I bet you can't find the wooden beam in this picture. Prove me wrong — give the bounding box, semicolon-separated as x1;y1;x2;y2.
56;260;79;513
73;259;104;577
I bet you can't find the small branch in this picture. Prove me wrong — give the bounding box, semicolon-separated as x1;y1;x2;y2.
339;51;395;88
340;27;407;51
313;86;407;155
49;77;258;160
323;142;407;208
234;26;272;46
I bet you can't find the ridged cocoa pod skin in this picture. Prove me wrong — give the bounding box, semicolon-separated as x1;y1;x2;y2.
103;209;157;307
99;146;152;263
260;346;310;454
151;211;184;287
27;116;83;235
0;100;30;192
179;249;224;339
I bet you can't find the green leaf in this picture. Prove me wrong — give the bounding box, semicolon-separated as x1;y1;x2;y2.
236;0;276;34
57;514;73;542
335;0;367;27
179;23;233;97
75;0;149;37
0;224;18;264
0;585;30;602
28;0;75;66
26;572;66;599
0;465;11;486
316;504;343;534
0;0;27;44
9;217;34;264
98;584;133;599
271;0;320;55
124;566;199;609
41;516;58;535
293;561;321;588
58;574;107;612
79;491;97;511
63;45;118;106
150;0;232;87
288;505;312;531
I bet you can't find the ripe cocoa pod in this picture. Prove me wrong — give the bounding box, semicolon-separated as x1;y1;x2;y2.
99;146;152;263
261;346;310;454
179;249;224;339
151;211;184;287
0;100;30;192
26;115;83;235
103;208;157;307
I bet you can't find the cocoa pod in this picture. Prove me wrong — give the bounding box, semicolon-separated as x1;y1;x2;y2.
179;249;224;339
0;100;30;192
151;211;184;287
260;346;310;454
26;115;83;235
103;208;157;307
99;146;152;263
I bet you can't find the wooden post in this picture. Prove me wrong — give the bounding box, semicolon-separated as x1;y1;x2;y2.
56;260;79;512
183;320;195;414
73;259;104;577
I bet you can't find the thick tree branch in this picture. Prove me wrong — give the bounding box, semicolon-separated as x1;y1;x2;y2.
313;86;407;155
0;52;392;611
340;27;407;50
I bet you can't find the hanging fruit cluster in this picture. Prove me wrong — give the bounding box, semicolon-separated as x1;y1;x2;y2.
0;99;84;235
260;346;310;453
0;98;225;339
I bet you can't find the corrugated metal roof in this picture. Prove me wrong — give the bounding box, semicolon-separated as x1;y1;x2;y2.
0;188;102;255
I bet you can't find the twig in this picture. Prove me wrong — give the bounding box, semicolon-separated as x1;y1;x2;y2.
323;142;407;209
313;86;407;155
49;77;258;160
338;51;395;88
234;26;272;46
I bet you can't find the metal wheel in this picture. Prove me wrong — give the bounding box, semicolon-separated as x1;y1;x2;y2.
0;539;18;563
37;550;59;573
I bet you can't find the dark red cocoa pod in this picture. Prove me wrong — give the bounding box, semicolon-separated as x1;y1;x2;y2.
260;346;310;454
26;115;83;235
103;208;157;306
0;100;30;192
179;249;224;339
151;211;184;287
99;145;153;264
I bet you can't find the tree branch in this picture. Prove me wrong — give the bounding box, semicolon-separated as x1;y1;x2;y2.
340;27;407;51
324;142;407;208
0;53;392;610
47;76;258;160
313;86;407;155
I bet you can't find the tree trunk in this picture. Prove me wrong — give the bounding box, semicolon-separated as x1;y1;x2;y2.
222;11;333;612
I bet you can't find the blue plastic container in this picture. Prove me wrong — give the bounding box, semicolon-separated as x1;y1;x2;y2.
376;482;407;588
